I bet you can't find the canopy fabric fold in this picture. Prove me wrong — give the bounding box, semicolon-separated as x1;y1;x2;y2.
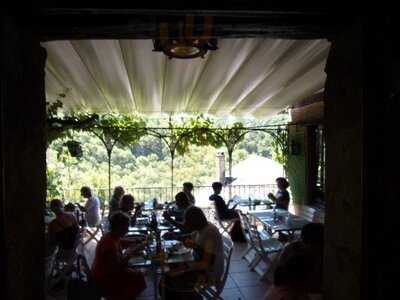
43;38;330;118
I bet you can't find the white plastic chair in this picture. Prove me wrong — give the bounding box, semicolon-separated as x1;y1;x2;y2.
238;210;258;264
246;214;283;281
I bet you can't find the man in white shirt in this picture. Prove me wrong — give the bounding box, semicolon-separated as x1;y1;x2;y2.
80;186;101;227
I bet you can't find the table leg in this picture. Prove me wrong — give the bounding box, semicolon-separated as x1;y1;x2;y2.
160;272;165;300
153;265;158;300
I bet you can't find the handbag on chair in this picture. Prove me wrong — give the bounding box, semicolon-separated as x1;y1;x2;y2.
229;219;247;242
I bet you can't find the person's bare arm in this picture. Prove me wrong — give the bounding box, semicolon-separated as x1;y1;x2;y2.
168;250;213;277
168;237;215;276
163;211;186;231
268;193;277;202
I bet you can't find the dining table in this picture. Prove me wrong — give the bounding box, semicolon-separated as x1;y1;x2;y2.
125;210;196;300
249;208;310;236
128;215;178;233
128;237;194;300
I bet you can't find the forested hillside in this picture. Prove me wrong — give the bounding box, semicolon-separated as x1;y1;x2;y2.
47;113;288;198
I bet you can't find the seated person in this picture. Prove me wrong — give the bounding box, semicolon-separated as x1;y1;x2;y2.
265;251;311;300
119;194;140;227
47;199;80;253
268;177;291;210
64;202;76;213
118;194;147;243
109;186;125;217
209;181;239;220
91;212;146;300
162;207;224;300
79;186;101;227
163;192;193;233
209;182;246;242
277;223;324;293
183;182;195;205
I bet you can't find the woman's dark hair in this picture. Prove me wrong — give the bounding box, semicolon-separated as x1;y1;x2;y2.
64;202;76;212
183;182;194;190
301;222;324;245
109;212;130;231
212;182;223;189
276;177;289;189
184;206;208;231
113;186;124;197
175;192;190;208
50;199;63;210
120;194;134;206
80;186;92;197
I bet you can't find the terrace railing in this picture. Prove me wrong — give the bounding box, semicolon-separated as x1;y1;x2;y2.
55;184;276;209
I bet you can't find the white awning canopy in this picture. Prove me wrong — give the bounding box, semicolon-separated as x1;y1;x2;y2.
43;38;330;118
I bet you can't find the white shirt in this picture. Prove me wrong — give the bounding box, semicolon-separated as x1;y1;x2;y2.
194;223;224;283
84;196;100;227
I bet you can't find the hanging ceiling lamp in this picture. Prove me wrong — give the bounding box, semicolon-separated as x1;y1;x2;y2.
153;15;218;59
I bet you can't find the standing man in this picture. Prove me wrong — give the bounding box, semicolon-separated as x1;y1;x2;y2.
109;186;125;217
183;182;195;205
80;186;101;227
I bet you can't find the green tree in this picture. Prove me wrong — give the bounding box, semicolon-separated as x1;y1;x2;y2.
88;113;146;200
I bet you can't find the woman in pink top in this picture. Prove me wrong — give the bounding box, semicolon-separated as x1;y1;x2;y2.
91;212;146;300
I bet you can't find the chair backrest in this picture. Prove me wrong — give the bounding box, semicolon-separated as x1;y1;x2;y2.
292;204;316;222
214;234;234;294
293;204;325;223
238;211;254;246
238;213;265;257
314;210;325;223
246;214;264;245
212;203;229;232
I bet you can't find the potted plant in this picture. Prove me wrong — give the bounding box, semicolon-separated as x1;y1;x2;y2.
65;140;83;158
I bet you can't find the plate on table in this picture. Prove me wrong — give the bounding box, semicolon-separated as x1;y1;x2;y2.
167;242;191;255
135;217;149;225
129;255;148;266
169;247;191;256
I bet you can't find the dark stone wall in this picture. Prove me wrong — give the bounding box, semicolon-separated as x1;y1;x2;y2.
363;17;399;300
0;16;47;300
324;17;398;300
324;21;363;300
